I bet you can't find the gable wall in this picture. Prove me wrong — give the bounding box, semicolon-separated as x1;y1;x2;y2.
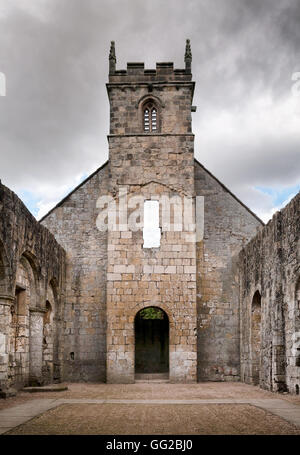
41;164;109;382
194;160;262;381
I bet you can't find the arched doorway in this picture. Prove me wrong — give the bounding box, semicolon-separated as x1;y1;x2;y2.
135;307;169;376
251;290;262;385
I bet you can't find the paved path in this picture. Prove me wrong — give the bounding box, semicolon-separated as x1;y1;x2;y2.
0;399;59;434
1;396;300;434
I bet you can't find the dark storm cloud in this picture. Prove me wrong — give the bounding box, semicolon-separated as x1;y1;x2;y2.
0;0;299;220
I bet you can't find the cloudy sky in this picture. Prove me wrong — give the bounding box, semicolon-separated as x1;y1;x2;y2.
0;0;299;222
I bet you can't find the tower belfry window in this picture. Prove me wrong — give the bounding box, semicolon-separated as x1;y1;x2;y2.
143;102;158;132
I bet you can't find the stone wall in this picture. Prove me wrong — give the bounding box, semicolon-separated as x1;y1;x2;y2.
239;192;300;394
41;163;109;382
106;183;197;383
194;160;263;381
0;182;65;390
108;135;195;196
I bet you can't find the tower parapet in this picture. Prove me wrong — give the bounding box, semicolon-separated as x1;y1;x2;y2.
108;40;193;83
106;40;195;137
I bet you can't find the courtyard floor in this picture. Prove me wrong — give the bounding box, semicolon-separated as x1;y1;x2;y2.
0;382;300;435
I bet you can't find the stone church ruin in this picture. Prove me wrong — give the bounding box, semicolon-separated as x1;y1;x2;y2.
0;41;299;395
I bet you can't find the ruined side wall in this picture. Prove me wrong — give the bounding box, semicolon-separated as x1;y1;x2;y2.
0;182;66;390
239;192;300;393
41;164;109;382
194;161;262;381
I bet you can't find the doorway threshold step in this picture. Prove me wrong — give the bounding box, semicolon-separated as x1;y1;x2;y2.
135;373;169;383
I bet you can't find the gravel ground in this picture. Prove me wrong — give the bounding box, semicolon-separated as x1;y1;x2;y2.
5;402;300;435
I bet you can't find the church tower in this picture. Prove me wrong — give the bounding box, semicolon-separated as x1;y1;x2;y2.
106;40;197;383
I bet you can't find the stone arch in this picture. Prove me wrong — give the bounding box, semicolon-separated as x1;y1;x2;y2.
132;301;174;325
130;301;175;343
134;306;169;376
18;252;40;308
136;93;165;110
251;290;262;385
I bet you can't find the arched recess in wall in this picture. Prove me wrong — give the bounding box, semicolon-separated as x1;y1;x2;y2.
11;254;38;387
44;279;60;383
20;252;39;308
251;290;262;386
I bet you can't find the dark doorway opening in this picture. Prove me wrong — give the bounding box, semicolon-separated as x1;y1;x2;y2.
251;290;262;385
135;307;169;374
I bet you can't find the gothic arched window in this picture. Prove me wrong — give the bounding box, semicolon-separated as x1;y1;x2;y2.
143;101;158;132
